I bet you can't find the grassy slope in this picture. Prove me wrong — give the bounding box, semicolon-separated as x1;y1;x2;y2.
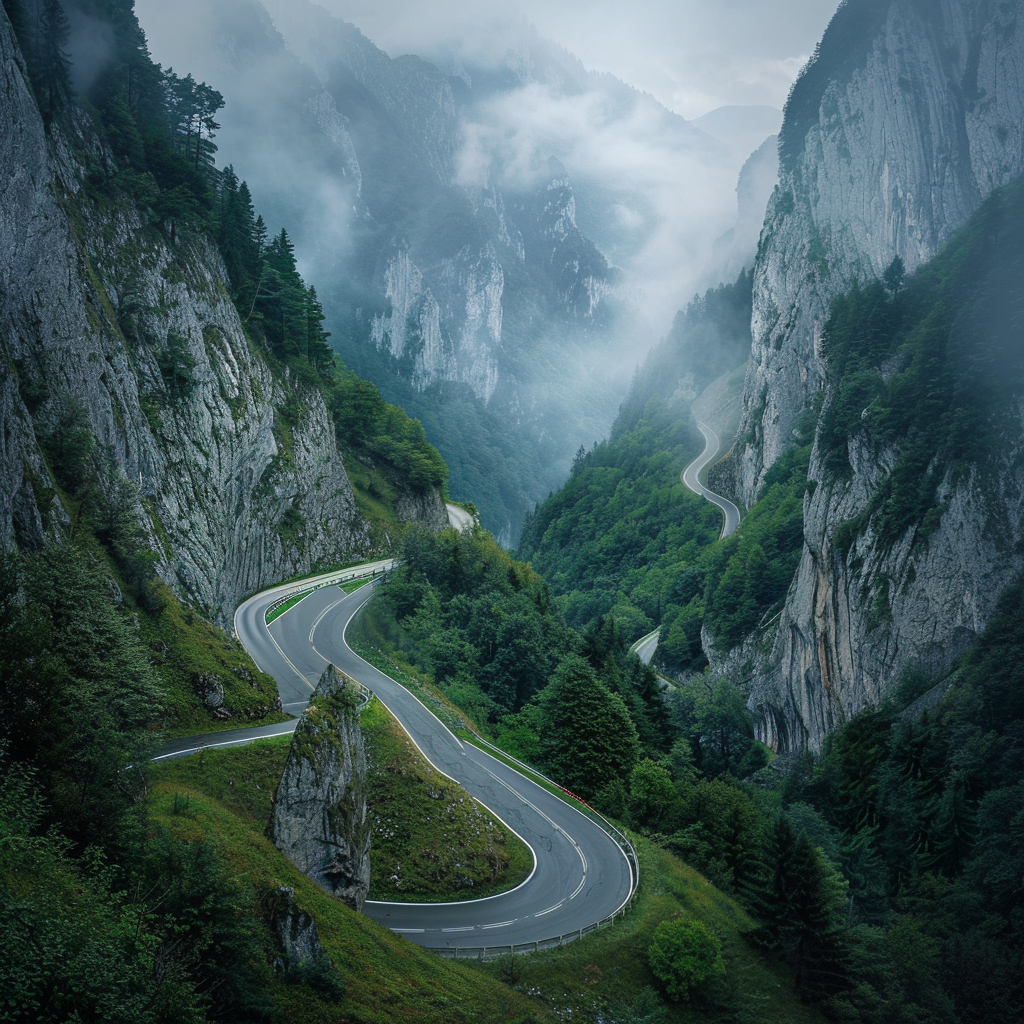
345;596;828;1020
146;774;546;1024
149;735;826;1024
362;700;534;901
151;701;532;905
472;838;827;1023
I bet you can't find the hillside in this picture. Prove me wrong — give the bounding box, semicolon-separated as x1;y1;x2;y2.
133;0;763;542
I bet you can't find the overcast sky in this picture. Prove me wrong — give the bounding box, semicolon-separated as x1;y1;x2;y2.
318;0;839;118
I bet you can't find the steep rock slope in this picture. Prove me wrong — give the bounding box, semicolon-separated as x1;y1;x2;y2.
717;0;1024;750
267;665;371;911
0;7;442;617
135;0;738;541
731;0;1024;503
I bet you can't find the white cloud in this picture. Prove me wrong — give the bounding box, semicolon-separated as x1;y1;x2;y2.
315;0;838;117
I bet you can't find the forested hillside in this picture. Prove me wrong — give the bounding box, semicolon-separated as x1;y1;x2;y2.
517;271;808;675
0;3;487;1018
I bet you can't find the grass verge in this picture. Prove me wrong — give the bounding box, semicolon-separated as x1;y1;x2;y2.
141;584;290;737
467;837;828;1023
266;577;369;625
150;701;534;905
146;774;552;1024
363;699;534;902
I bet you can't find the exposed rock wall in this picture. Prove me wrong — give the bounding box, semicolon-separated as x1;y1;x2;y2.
715;0;1024;752
0;7;445;616
267;665;371;911
731;0;1024;504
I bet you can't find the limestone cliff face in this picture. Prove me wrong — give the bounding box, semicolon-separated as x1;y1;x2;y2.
267;665;371;911
369;245;503;404
713;0;1024;751
731;0;1024;505
0;8;444;616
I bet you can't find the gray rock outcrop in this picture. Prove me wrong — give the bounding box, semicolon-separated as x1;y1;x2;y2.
0;7;446;616
267;886;327;967
731;0;1024;504
267;665;371;911
710;0;1024;751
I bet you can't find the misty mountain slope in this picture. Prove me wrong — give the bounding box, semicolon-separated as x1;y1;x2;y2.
516;272;757;667
0;2;445;618
729;0;1024;504
705;0;1024;752
135;0;763;543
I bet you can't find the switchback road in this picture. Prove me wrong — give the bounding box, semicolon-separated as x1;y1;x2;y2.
166;563;637;952
682;419;741;539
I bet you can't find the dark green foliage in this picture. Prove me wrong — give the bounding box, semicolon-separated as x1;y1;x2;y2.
41;397;96;493
12;0;71;121
818;176;1024;544
538;655;640;801
367;528;669;803
519;417;807;667
157;330;198;401
163;68;223;173
516;271;798;668
646;918;725;1001
517;397;718;663
0;545;161;846
0;754;289;1023
0;760;205;1024
768;576;1024;1020
751;818;850;1002
377;528;572;718
701;444;809;648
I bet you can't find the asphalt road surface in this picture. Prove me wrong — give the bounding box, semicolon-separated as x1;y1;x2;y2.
681;419;742;539
171;566;636;951
631;629;660;666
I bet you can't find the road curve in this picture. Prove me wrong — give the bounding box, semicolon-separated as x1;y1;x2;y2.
681;419;741;539
214;569;635;951
630;629;660;666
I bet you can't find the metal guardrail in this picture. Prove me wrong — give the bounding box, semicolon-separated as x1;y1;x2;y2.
440;896;639;959
435;734;641;959
263;566;388;622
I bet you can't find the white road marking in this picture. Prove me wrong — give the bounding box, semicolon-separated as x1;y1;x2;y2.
534;903;563;917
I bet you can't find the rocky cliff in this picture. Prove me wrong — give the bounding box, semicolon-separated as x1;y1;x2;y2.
267;665;371;911
134;0;735;541
0;6;445;617
731;0;1024;504
715;0;1024;751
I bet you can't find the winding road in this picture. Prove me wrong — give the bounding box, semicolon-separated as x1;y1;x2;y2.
161;562;636;953
682;419;741;540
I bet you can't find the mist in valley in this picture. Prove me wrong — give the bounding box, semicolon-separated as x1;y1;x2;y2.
131;0;835;539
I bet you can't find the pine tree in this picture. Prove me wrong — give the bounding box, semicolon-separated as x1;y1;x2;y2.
539;655;640;800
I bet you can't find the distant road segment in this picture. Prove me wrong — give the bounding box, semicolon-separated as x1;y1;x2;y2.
681;419;741;539
446;502;476;532
630;629;660;666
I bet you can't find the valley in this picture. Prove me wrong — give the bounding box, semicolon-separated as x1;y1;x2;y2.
2;0;1024;1021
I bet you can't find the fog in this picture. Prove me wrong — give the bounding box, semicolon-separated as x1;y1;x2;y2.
130;0;838;533
134;0;815;328
318;0;837;119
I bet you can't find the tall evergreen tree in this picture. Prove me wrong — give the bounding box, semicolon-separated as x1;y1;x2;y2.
538;655;640;800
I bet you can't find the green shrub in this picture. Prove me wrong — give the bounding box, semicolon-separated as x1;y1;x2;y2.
647;918;725;1001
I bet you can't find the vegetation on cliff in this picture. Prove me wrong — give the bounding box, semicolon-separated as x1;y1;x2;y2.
819;174;1024;548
